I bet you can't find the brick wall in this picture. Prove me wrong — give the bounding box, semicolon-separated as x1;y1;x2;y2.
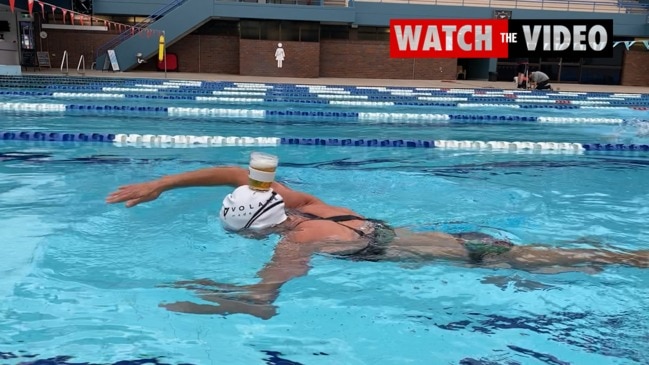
39;31;458;80
133;35;240;74
39;30;239;74
197;35;239;74
320;40;457;80
239;40;320;78
37;29;116;70
621;50;649;86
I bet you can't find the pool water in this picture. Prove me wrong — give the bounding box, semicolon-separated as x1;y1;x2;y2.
0;77;648;365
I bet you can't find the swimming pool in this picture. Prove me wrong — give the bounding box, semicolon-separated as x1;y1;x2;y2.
1;75;648;365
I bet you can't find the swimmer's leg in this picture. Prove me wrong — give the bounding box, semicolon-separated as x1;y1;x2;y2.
502;246;648;271
386;229;468;261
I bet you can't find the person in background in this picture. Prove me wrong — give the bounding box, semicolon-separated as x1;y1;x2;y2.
529;71;552;90
515;58;529;89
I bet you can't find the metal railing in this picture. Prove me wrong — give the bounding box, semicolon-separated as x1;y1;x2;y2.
217;0;351;6
95;0;188;59
60;50;69;75
618;0;649;12
353;0;649;13
77;55;85;75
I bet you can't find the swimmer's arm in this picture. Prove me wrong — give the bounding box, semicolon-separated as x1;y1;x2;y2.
246;239;317;303
161;239;315;320
106;166;248;207
155;166;322;207
156;166;249;190
154;166;322;206
107;166;321;208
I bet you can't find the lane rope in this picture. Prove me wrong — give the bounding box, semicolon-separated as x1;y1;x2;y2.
2;131;649;152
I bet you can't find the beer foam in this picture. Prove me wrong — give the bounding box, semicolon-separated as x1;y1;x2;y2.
250;152;278;169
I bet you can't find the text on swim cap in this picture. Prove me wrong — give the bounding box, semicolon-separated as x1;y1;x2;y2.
222;195;281;217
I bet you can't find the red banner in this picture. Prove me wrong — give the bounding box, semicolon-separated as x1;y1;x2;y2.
29;0;164;37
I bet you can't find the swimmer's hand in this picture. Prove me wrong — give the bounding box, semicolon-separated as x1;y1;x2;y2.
160;298;277;320
105;180;164;208
159;280;279;319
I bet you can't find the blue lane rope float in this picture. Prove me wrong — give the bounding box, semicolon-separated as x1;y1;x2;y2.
0;102;632;125
1;76;647;97
7;89;643;109
2;131;649;152
2;79;649;109
0;131;116;142
26;82;647;95
0;85;649;105
2;89;648;109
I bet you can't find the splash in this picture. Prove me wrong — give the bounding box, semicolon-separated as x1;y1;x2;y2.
610;119;649;144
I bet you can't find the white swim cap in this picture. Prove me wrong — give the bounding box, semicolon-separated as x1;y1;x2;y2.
220;186;287;231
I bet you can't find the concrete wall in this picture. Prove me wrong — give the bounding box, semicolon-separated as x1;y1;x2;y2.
0;7;19;66
96;0;213;71
92;0;355;23
87;0;649;37
352;3;649;36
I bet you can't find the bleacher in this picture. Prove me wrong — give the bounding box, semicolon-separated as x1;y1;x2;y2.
356;0;649;14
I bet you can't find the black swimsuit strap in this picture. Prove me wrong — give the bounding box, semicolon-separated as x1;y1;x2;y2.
294;212;367;236
297;212;363;222
323;214;366;223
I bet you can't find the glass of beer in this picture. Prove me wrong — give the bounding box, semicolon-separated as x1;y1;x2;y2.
248;152;278;191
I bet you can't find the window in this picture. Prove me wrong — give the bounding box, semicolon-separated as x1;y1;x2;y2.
297;22;319;42
280;21;299;42
560;57;582;64
111;16;136;24
558;66;580;82
582;46;624;67
260;21;281;41
194;20;239;36
580;67;621;85
241;20;318;42
240;20;261;40
357;26;389;41
321;24;349;40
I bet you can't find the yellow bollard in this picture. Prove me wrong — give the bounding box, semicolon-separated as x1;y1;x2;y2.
158;34;165;62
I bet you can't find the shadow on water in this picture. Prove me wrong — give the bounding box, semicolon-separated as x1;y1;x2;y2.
2;151;649;171
425;309;646;364
0;350;307;365
0;353;191;365
459;345;571;365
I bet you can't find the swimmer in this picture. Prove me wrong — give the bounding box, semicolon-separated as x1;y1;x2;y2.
106;166;648;319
